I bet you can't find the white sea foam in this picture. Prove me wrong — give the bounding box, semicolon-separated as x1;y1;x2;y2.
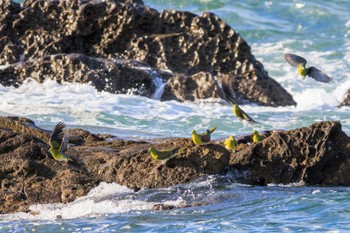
0;182;154;221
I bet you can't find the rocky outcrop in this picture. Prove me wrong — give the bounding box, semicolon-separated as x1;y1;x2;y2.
230;121;350;186
339;89;350;107
0;116;230;214
0;0;296;106
0;53;157;97
1;116;350;214
160;72;224;101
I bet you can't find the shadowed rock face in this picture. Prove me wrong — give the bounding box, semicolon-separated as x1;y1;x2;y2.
0;116;350;214
160;72;224;101
230;121;350;186
0;116;230;214
0;0;296;106
0;54;156;97
339;90;350;107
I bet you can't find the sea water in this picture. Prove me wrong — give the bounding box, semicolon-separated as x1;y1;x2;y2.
1;0;350;232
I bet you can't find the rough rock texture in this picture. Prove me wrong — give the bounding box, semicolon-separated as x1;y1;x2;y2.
1;116;350;214
0;116;230;214
0;53;156;96
339;90;350;107
230;121;350;186
0;0;296;106
160;72;224;101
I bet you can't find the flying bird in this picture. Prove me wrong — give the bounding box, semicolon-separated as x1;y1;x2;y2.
252;130;262;142
233;104;259;124
192;127;217;145
49;122;73;163
221;76;259;124
284;53;332;83
224;135;237;152
148;147;179;163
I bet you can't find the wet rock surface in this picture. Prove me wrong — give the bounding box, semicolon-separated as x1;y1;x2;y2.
160;72;224;102
0;116;349;214
0;0;296;106
340;89;350;107
230;121;350;186
0;53;157;97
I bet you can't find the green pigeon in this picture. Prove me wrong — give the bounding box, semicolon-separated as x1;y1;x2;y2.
224;135;237;152
148;147;179;163
252;130;262;142
191;127;217;145
284;53;332;83
221;76;259;124
49;122;73;163
233;104;259;124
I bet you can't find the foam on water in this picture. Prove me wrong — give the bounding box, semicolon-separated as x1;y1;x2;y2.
0;182;153;221
2;0;350;231
0;71;349;139
0;176;223;222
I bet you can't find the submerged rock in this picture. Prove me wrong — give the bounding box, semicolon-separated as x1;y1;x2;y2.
1;116;350;214
0;0;295;106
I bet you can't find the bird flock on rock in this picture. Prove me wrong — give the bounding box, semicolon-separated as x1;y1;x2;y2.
48;54;332;164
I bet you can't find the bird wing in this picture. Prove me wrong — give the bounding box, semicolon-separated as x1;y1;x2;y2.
59;135;68;152
49;122;66;150
221;75;238;106
284;54;307;67
240;108;259;124
307;67;332;83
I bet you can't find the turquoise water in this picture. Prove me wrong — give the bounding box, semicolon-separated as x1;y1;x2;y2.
1;0;350;232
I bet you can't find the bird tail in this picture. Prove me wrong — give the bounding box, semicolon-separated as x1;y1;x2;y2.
208;127;217;134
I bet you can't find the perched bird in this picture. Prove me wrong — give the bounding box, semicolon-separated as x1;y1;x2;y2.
148;147;179;163
224;135;237;152
233;104;259;124
192;127;217;145
252;130;262;142
49;122;73;163
284;53;332;83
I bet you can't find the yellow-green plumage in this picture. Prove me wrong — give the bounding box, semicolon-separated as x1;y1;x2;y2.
297;65;308;78
252;130;262;142
224;135;237;152
233;104;244;119
49;122;72;163
192;130;204;145
148;147;178;162
284;53;332;83
191;127;216;145
233;104;258;124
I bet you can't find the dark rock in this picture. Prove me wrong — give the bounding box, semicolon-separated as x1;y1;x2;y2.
0;116;230;214
160;72;224;101
0;0;295;106
339;89;350;107
230;121;350;186
1;116;350;214
0;53;156;97
221;74;296;106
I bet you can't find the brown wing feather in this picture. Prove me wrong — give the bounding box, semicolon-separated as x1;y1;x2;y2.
49;122;65;150
241;109;259;124
307;67;332;83
284;54;307;67
221;75;238;105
